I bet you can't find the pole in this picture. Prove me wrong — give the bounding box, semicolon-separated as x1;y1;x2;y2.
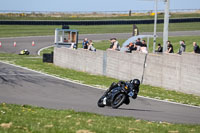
147;37;150;52
153;0;158;53
163;0;170;52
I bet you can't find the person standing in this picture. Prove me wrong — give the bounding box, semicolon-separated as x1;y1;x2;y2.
167;41;174;53
82;38;89;49
140;40;148;53
135;38;142;51
177;40;186;55
193;42;200;54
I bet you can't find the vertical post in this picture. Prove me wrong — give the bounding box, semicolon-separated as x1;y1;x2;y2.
129;10;132;16
55;29;58;45
102;52;107;76
153;0;158;53
147;37;150;52
163;0;170;52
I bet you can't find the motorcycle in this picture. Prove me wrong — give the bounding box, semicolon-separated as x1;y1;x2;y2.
97;82;138;109
19;49;30;55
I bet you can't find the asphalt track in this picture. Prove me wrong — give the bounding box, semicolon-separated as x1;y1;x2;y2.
0;31;200;124
1;30;200;55
0;61;200;124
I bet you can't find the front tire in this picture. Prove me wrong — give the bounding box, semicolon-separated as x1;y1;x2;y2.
97;97;105;107
111;93;126;109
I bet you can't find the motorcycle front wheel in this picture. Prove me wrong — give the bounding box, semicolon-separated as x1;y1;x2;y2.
111;93;126;109
97;96;106;107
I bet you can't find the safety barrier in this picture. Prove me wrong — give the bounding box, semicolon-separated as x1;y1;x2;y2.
0;18;200;25
54;47;200;96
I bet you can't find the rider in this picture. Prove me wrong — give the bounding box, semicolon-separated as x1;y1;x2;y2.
19;49;30;55
104;79;140;99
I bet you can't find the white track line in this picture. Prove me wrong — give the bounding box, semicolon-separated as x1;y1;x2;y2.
0;74;47;76
37;45;54;56
0;60;200;109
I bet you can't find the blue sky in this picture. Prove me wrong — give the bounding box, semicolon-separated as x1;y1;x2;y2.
0;0;199;12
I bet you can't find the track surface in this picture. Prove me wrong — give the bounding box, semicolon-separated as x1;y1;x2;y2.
1;31;200;55
0;31;200;124
0;62;200;124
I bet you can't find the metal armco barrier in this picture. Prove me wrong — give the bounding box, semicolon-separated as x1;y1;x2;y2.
0;18;200;25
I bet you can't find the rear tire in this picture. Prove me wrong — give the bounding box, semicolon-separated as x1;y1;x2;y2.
111;93;126;109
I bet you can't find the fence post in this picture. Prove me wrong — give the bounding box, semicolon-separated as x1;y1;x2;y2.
102;51;107;76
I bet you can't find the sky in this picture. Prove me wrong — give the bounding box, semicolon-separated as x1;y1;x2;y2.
0;0;199;12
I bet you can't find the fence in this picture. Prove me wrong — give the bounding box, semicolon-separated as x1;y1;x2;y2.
54;47;200;96
0;18;200;25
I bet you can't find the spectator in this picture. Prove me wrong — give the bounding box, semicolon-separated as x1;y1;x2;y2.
193;42;200;54
88;40;96;52
167;41;174;53
155;43;163;52
140;40;148;53
177;40;186;55
82;38;89;49
135;38;142;51
126;42;137;53
141;40;147;47
109;38;120;51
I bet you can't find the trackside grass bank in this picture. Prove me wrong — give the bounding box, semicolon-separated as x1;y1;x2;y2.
0;103;200;133
0;53;200;107
0;22;200;37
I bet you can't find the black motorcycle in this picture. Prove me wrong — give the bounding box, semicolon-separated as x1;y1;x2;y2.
97;82;138;109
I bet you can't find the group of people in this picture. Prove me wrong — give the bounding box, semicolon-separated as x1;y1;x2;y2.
155;40;181;54
156;40;200;55
109;37;148;54
82;37;200;55
82;38;96;52
126;38;148;53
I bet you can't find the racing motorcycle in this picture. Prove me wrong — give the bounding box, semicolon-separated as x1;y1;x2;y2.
97;81;138;109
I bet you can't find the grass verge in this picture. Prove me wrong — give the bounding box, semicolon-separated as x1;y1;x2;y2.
0;22;200;37
0;52;200;106
0;103;200;133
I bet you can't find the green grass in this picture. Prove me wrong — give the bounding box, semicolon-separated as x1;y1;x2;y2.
39;47;54;55
0;52;200;106
0;22;200;37
0;103;200;133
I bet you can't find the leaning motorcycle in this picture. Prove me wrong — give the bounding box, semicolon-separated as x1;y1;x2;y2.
97;82;138;109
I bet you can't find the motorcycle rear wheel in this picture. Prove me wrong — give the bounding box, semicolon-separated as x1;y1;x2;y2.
111;93;126;109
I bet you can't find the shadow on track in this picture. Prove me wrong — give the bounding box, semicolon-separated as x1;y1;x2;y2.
117;107;161;113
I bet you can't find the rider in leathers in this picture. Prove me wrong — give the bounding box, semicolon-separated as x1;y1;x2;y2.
104;79;140;99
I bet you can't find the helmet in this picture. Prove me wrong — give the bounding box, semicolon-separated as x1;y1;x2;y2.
130;79;140;87
24;49;27;51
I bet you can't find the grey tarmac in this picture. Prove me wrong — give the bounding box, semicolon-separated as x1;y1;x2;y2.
0;62;200;124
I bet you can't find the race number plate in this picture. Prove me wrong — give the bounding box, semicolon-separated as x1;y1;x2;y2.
103;97;107;105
